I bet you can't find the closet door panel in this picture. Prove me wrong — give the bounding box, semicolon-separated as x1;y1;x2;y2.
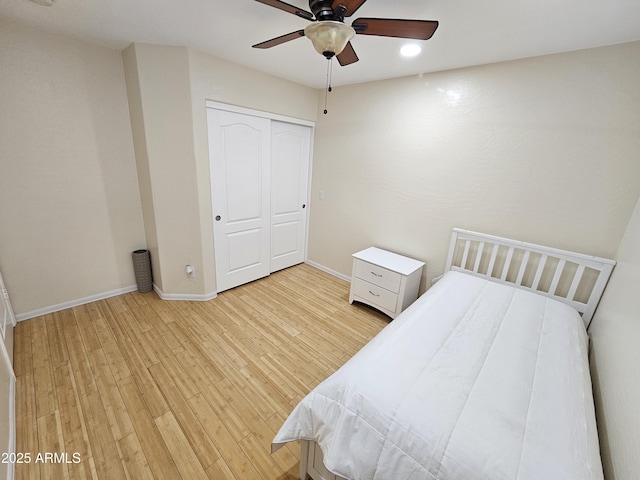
209;109;271;292
224;127;263;222
270;121;311;272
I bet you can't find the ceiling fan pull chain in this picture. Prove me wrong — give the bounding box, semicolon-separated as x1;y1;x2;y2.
323;57;333;114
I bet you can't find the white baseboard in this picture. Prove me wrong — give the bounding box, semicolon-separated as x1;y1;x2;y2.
15;283;218;322
305;260;351;282
153;284;217;302
16;263;343;321
15;285;138;322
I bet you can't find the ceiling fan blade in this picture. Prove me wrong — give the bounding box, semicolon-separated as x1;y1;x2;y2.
332;0;368;17
252;30;306;49
337;42;359;66
254;0;314;20
352;18;439;40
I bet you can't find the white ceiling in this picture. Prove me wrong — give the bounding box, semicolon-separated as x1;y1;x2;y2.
1;0;639;89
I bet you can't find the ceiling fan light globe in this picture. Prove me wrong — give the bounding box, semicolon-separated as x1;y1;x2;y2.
304;21;355;57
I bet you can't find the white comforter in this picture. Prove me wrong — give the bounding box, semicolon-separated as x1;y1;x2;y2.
272;271;604;480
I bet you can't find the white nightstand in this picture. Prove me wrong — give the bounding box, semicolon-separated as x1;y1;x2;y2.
349;247;425;319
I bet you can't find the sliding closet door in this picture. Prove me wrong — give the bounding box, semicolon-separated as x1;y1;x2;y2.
270;121;311;272
208;109;271;292
208;105;312;292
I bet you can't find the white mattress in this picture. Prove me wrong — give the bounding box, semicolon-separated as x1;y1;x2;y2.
272;271;604;480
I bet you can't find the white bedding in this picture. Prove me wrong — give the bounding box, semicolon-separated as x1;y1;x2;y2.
272;271;604;480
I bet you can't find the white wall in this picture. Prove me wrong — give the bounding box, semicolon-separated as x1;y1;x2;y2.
0;19;146;316
308;41;640;290
590;195;640;480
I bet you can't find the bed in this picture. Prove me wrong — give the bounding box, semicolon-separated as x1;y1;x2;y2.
272;229;615;480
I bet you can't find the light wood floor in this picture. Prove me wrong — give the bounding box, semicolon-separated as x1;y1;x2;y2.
13;264;388;480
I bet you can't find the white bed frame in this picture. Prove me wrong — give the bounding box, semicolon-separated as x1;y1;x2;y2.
299;439;347;480
296;228;615;480
445;228;615;328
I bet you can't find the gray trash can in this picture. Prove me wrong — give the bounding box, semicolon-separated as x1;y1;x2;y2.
132;249;153;293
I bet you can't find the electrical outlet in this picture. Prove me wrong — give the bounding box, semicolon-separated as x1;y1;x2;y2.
185;265;195;278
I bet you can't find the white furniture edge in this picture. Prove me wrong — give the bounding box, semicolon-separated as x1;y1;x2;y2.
0;343;15;480
349;247;424;319
445;228;616;328
300;440;347;480
352;247;425;275
0;271;16;480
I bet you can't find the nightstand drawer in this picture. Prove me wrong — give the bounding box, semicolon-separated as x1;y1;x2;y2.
349;247;425;319
355;260;401;293
351;279;399;313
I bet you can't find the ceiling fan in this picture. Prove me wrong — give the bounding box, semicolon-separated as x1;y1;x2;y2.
252;0;439;66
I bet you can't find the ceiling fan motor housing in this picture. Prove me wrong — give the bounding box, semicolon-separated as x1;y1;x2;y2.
309;0;337;21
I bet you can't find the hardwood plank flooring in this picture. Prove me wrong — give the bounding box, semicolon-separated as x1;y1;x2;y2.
14;264;388;480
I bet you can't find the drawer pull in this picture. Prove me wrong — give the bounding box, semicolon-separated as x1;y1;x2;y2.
371;271;382;277
368;290;380;297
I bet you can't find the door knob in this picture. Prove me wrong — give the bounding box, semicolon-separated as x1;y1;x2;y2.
215;215;221;221
302;204;306;209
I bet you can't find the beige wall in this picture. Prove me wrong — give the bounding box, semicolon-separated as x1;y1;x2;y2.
590;195;640;480
123;44;204;296
123;44;318;297
121;44;161;294
308;41;640;289
0;19;146;315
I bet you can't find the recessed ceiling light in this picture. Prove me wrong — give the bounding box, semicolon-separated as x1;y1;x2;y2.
400;44;422;57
